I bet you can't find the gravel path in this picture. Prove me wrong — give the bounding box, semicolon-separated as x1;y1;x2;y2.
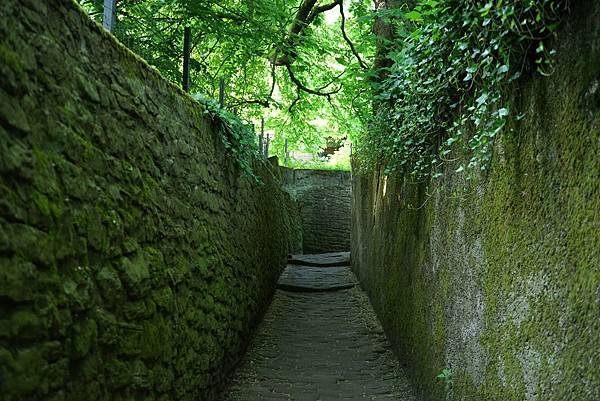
220;255;416;401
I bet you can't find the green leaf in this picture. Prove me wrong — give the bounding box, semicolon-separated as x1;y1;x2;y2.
536;41;545;53
476;93;489;106
404;11;423;21
498;108;509;117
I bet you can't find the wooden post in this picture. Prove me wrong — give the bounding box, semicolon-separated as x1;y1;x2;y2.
284;138;289;166
219;78;225;108
265;134;270;158
259;118;264;157
103;0;117;32
182;27;191;92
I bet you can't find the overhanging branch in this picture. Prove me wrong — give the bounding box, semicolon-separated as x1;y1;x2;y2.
339;2;368;70
228;99;271;108
285;63;341;98
308;0;341;24
274;0;342;66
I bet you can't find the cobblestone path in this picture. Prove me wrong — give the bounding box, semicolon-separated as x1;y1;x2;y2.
221;253;416;401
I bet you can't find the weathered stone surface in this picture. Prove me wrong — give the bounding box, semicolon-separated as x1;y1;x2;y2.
222;283;416;401
0;1;301;400
278;264;356;292
288;251;351;267
281;168;351;253
351;2;600;401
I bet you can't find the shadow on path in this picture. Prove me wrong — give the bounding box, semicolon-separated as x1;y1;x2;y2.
221;254;416;401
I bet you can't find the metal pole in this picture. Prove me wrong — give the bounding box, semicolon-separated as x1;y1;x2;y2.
284;138;289;166
103;0;117;32
219;78;225;108
182;27;191;92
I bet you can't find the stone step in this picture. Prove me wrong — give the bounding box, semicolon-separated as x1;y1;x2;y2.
277;264;356;292
287;251;351;267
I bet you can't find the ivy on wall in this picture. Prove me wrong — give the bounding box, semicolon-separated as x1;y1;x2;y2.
357;0;567;179
192;93;259;179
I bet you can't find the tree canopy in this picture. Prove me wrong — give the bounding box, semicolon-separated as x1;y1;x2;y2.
80;0;566;175
80;0;376;169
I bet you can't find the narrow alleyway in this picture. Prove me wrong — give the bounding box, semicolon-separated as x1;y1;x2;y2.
222;253;416;401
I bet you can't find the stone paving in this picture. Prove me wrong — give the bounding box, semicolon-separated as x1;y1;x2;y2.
277;265;356;292
221;254;416;401
288;252;351;267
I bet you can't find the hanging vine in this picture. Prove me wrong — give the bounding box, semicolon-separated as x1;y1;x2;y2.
358;0;568;179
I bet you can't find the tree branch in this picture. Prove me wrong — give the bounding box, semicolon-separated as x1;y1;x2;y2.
228;99;271;108
289;90;302;112
317;68;346;91
285;64;341;97
289;0;319;36
274;0;342;66
224;62;278;110
269;61;277;99
338;2;368;70
308;0;341;24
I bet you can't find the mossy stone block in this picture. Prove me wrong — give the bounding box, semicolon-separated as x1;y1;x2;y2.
0;257;37;301
119;254;150;299
96;265;123;304
10;310;44;340
70;318;97;359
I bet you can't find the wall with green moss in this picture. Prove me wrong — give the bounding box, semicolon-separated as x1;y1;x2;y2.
0;1;301;400
351;2;599;401
280;168;352;253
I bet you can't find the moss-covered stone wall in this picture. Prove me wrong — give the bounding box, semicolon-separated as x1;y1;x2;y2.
351;2;599;401
0;1;301;400
281;168;352;253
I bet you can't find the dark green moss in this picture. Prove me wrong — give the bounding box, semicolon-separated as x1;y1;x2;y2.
351;2;600;400
0;1;302;401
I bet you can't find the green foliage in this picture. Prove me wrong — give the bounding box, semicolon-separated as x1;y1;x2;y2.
285;158;351;171
192;93;258;179
77;0;567;177
357;0;566;178
78;0;374;172
436;367;453;391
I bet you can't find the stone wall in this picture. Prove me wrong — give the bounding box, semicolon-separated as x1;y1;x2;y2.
281;168;351;254
351;2;599;401
0;1;300;400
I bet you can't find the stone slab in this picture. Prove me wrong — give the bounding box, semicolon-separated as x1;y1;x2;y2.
288;252;351;267
277;265;356;292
